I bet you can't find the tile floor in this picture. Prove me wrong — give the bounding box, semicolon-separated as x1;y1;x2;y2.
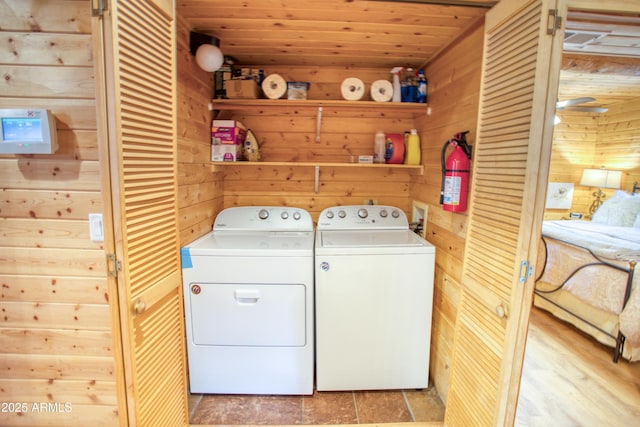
189;387;445;425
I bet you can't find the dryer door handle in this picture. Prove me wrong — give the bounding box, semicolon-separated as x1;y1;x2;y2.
234;289;260;304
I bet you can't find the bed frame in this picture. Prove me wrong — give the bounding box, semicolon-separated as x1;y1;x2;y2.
534;237;636;362
534;182;639;362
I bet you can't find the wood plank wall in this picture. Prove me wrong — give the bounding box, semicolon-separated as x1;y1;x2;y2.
213;65;418;218
0;1;119;425
176;15;223;246
411;20;484;402
545;111;599;219
174;14;485;405
597;98;640;190
545;97;640;220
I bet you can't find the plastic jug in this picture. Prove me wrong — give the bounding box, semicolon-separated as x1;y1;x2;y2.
374;130;386;163
405;129;421;165
384;133;405;164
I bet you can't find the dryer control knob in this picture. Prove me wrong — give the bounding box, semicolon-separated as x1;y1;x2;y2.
281;211;289;220
259;209;269;220
358;208;368;218
293;211;301;220
391;209;400;218
380;209;388;218
338;210;346;218
326;210;334;219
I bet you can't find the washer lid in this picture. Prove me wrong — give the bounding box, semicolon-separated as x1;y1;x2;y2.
318;229;430;248
184;230;315;257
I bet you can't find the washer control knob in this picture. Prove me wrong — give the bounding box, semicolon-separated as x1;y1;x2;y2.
358;208;368;218
281;211;289;220
293;211;301;220
391;209;400;218
258;209;269;220
338;210;346;218
379;209;388;218
326;210;334;219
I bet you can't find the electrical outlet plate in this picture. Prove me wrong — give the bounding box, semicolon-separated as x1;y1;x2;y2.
89;213;104;242
411;200;428;239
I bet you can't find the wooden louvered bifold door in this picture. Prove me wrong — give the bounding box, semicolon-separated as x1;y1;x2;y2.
97;0;188;426
444;0;564;425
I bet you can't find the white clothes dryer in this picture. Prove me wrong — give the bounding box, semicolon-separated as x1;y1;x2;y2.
181;206;314;395
315;205;435;391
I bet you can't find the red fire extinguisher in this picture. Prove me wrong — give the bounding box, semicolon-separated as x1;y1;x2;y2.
440;131;472;212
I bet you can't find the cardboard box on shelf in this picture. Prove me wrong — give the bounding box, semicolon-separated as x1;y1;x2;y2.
224;79;261;99
287;82;309;100
211;143;242;162
211;120;247;145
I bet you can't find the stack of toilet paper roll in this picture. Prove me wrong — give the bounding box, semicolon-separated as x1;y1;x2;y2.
263;73;394;102
370;79;393;102
261;73;287;99
340;77;365;101
340;77;393;102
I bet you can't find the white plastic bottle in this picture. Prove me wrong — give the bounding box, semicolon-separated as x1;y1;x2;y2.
374;130;386;163
390;67;403;102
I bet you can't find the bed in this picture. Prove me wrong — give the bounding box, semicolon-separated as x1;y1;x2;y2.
534;188;640;362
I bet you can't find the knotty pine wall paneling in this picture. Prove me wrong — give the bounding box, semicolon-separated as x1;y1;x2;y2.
176;14;224;246
597;97;640;190
0;1;119;425
545;111;599;219
545;97;640;220
215;65;418;217
177;13;484;406
410;19;484;402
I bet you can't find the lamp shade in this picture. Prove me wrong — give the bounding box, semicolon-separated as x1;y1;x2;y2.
195;44;224;72
579;168;622;189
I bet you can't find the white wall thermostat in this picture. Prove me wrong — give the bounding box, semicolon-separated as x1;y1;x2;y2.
0;109;58;154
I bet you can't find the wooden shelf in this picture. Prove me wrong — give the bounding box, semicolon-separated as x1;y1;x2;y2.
209;100;426;178
211;161;423;174
210;98;428;115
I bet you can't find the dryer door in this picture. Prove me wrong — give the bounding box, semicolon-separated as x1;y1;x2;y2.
188;283;307;347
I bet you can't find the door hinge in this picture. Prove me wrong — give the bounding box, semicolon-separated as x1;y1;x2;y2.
91;0;108;17
107;253;121;277
547;9;562;36
519;260;534;283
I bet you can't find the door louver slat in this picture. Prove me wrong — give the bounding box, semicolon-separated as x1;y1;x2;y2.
445;1;550;425
110;0;186;425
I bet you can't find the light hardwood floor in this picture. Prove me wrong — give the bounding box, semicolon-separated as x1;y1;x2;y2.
516;307;640;426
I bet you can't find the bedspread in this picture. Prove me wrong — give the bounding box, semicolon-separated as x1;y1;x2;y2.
540;220;640;348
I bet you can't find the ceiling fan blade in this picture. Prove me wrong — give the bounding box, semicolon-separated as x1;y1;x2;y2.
556;96;597;109
564;106;608;113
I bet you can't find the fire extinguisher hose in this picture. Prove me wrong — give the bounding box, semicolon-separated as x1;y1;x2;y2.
439;139;451;205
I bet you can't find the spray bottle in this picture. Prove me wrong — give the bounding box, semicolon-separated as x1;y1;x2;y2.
390;67;403;102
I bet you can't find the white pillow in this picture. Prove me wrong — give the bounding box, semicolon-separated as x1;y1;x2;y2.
634;214;640;229
611;190;633;200
592;195;640;227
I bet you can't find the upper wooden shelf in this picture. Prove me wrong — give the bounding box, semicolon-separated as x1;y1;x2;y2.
210;99;428;115
211;161;423;172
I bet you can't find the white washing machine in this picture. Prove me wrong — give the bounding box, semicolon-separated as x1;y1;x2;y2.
315;205;435;391
181;206;315;395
